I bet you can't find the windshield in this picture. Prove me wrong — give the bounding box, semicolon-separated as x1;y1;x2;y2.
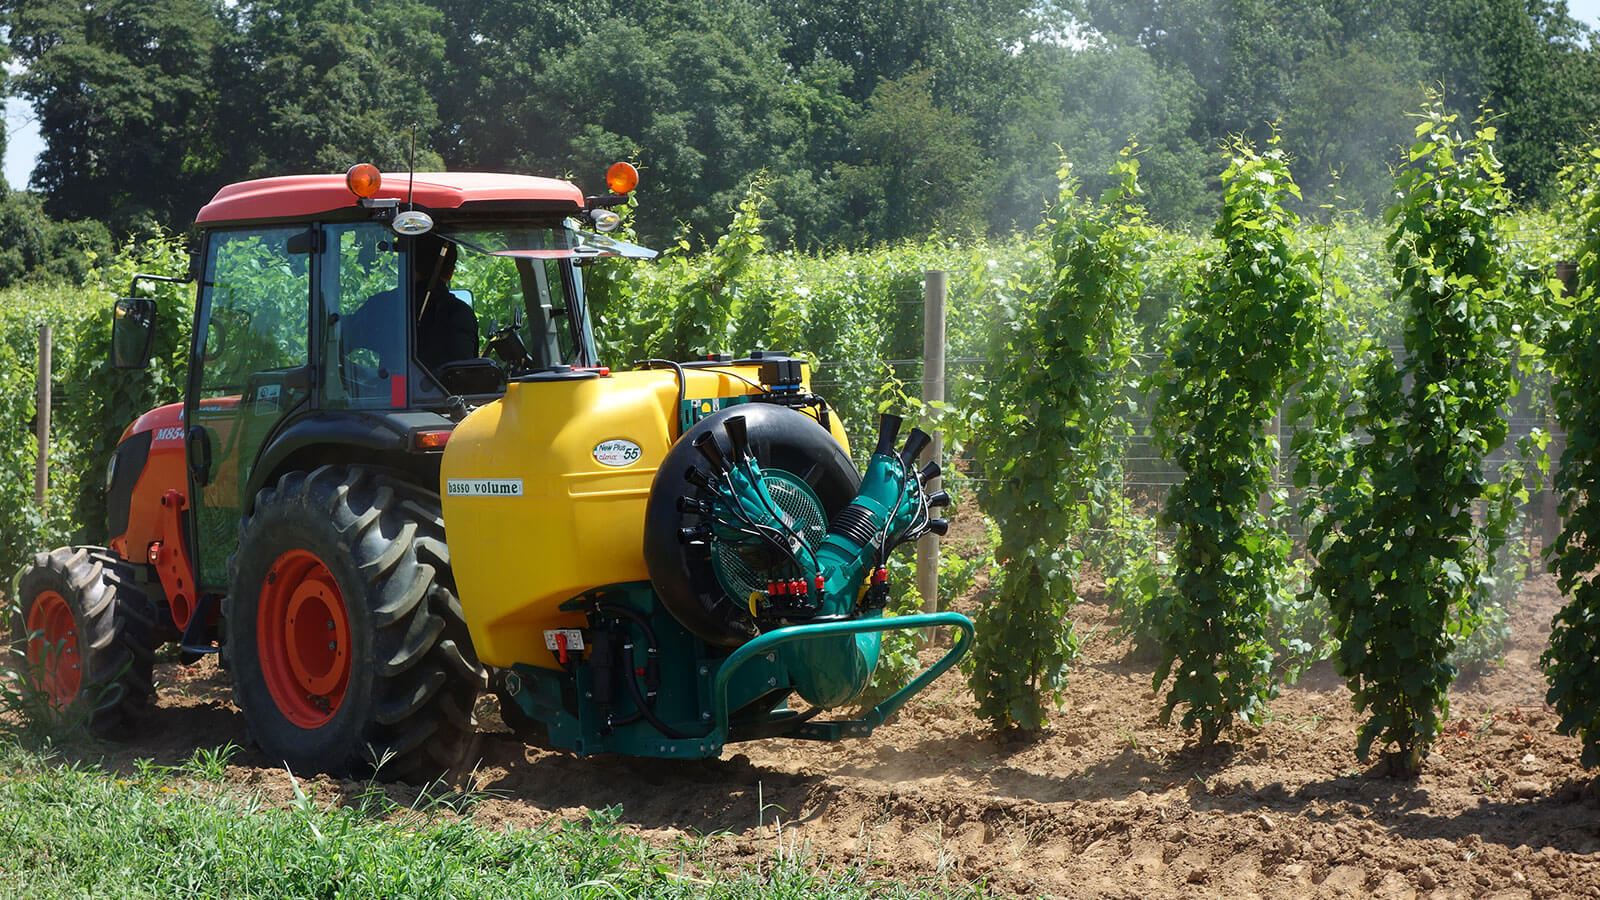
440;221;657;260
436;228;595;373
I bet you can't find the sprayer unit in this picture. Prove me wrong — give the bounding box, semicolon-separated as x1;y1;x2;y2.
442;358;971;758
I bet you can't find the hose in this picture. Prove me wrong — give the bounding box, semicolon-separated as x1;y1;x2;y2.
637;359;687;438
596;603;713;740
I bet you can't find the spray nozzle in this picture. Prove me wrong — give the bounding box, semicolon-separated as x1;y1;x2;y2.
899;428;931;466
873;413;903;457
692;432;728;474
676;496;714;515
723;415;752;464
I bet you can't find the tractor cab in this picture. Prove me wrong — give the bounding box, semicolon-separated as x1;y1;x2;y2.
111;164;655;592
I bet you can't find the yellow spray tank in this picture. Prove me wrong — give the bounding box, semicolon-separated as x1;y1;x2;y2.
441;361;847;668
440;356;972;758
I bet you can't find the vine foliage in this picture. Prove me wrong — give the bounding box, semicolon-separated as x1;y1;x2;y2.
1309;100;1522;773
652;186;768;360
1152;136;1322;742
1542;142;1600;766
964;154;1150;730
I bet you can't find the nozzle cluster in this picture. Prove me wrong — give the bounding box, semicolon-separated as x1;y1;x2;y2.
870;413;949;537
667;408;957;628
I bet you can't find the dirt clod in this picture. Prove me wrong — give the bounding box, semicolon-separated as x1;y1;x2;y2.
1513;780;1546;798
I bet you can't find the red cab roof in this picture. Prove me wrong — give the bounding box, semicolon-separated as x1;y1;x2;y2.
195;171;586;224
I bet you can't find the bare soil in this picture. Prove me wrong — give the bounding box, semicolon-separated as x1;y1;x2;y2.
45;568;1600;899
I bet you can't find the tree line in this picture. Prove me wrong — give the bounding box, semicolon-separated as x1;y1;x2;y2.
0;0;1597;260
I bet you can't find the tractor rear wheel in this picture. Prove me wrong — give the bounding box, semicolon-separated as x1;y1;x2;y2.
225;465;486;782
10;546;157;736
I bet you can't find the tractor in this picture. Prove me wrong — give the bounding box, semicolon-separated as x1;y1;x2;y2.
11;162;972;781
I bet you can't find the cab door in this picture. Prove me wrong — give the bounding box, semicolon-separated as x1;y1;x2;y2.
184;226;313;591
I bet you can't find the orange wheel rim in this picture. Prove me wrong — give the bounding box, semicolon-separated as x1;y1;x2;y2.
25;590;80;705
258;549;351;728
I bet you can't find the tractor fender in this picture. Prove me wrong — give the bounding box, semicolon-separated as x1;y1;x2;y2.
245;408;459;508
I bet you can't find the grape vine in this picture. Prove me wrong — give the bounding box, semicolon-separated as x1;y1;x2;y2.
1309;100;1522;774
964;153;1151;730
1542;142;1600;766
1152;136;1322;742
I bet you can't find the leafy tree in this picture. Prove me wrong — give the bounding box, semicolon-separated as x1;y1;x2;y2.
2;0;221;231
994;42;1213;227
515;0;852;248
764;0;1038;104
1082;0;1600;210
0;190;110;288
1080;0;1330;147
833;70;992;244
425;0;612;170
1416;0;1600;200
212;0;446;177
1279;42;1427;213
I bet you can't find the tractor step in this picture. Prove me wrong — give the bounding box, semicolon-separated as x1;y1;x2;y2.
179;592;221;658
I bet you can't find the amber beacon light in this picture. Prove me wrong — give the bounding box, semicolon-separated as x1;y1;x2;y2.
346;163;382;199
605;162;639;195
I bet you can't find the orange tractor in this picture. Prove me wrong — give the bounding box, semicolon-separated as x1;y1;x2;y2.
13;163;971;781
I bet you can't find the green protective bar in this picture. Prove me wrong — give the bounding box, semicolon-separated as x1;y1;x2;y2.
713;611;974;737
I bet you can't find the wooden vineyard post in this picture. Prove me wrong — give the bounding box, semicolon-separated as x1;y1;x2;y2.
35;324;51;507
917;270;946;641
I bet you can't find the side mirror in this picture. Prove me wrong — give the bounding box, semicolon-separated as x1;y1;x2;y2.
111;297;157;369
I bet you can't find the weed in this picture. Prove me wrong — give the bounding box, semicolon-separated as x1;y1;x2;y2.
0;635;95;741
1005;813;1045;861
1117;725;1140;750
178;743;240;781
0;598;139;744
918;811;957;879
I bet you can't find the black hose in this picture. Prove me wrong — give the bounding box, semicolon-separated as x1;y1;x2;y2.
605;632;644;729
596;603;713;740
596;603;659;656
622;661;710;740
638;359;687;438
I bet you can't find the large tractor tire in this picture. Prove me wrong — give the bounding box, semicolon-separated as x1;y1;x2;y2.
225;465;486;782
10;546;157;736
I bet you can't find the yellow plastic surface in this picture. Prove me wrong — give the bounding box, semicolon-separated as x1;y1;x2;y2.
441;364;848;668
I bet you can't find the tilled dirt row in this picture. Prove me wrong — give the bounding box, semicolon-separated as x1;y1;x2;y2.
49;573;1600;898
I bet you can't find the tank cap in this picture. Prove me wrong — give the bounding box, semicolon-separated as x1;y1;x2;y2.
509;365;599;383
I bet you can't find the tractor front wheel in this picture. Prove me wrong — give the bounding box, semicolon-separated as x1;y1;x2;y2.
226;465;486;781
10;546;156;735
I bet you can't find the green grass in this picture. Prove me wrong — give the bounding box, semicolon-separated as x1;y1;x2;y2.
0;740;983;900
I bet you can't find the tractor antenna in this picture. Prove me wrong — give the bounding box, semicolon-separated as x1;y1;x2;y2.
406;125;417;210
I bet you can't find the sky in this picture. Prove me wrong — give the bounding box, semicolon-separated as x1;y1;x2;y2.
5;3;1600;191
1575;0;1600;31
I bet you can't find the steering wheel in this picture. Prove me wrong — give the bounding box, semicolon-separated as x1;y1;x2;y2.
485;322;537;376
